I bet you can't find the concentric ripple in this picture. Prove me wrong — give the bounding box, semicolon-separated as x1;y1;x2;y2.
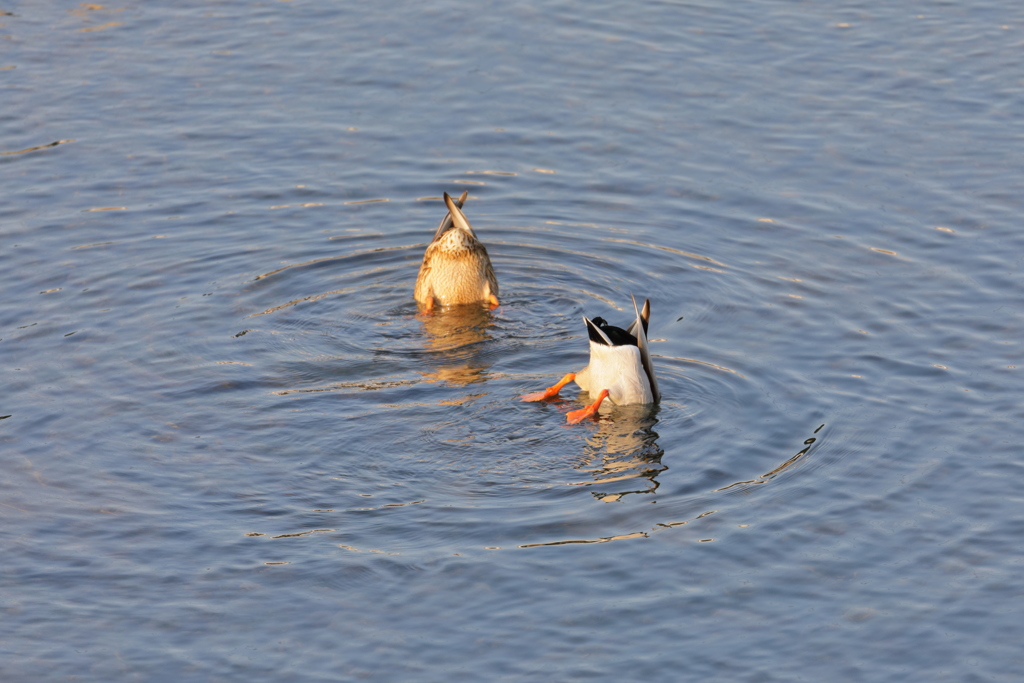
218;198;842;553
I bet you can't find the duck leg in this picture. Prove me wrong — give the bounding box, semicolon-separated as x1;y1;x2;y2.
565;389;610;424
521;373;576;402
416;295;435;316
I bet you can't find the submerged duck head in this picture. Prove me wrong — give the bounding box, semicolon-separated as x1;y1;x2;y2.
414;192;499;311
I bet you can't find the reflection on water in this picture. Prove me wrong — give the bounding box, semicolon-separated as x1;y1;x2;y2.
417;303;494;387
714;423;824;493
1;139;74;156
520;531;649;548
570;406;665;503
6;0;1023;679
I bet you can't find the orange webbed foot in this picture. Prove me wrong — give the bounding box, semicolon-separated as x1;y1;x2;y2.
521;373;576;402
416;296;436;317
566;389;610;424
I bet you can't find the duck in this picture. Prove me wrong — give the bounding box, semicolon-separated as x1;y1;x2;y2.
414;192;499;311
522;296;660;424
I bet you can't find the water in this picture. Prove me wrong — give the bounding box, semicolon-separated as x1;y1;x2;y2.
3;1;1023;680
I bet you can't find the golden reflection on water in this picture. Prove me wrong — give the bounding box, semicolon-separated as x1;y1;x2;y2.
274;305;498;402
249;287;357;316
577;288;625;309
338;545;400;555
381;394;487;408
600;238;727;269
78;21;122;32
271;377;419;396
271;528;335;539
417;366;489;387
545;220;604;229
569;407;665;503
71;241;116;249
519;531;648;548
655;354;745;377
417;303;494;387
1;139;75;156
70;4;110;15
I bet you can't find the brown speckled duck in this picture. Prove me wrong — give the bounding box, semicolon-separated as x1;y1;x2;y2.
414;192;499;311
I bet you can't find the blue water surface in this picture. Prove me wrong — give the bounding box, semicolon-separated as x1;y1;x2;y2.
2;1;1023;681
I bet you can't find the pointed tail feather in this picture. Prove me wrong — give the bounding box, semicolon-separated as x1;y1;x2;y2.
442;192;477;239
630;294;660;403
431;190;469;242
626;297;651;338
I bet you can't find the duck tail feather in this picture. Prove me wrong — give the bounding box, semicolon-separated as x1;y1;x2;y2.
625;296;652;338
431;191;469;242
630;295;660;402
443;191;477;238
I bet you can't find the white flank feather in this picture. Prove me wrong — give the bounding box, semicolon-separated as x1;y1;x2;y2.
575;340;653;406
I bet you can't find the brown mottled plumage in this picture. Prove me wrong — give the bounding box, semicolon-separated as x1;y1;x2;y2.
414;192;499;311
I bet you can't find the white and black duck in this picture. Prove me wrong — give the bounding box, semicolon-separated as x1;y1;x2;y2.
523;296;660;423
